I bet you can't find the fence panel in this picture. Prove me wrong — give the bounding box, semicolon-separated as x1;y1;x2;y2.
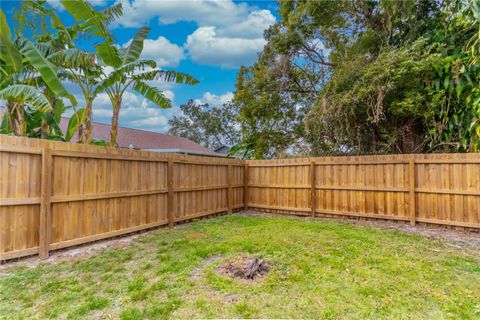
246;153;480;228
0;135;244;260
0;146;42;259
1;134;478;261
247;161;310;214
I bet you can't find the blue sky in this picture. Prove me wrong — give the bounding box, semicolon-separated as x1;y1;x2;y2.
2;0;279;132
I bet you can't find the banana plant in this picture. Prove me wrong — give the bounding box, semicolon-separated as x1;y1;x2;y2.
60;0;122;69
11;0;119;142
95;26;199;145
60;0;198;145
0;8;77;136
55;0;125;143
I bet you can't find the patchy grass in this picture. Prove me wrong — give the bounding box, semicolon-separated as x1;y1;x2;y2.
1;215;479;319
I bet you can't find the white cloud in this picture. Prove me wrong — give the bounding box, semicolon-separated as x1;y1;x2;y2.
185;27;265;68
116;0;275;38
97;91;178;132
162;90;175;102
194;91;233;107
60;80;179;133
123;36;184;67
114;0;275;68
128;116;168;127
218;10;275;39
116;0;247;31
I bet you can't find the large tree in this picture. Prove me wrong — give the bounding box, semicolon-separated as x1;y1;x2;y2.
168;100;240;150
234;0;480;157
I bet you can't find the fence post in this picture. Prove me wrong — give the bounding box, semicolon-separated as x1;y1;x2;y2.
39;148;52;259
311;161;316;217
409;156;416;226
167;160;174;228
227;164;232;214
244;163;249;210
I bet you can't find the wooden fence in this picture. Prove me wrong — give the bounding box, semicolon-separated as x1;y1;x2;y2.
0;135;245;260
246;154;480;229
1;135;479;261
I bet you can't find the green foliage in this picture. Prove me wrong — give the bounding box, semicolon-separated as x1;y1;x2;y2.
122;26;150;65
61;0;122;68
234;55;308;159
2;0;197;147
131;81;171;108
0;85;52;112
236;0;480;157
422;0;480;152
0;3;81;138
168;100;240;150
97;25;198;145
0;10;22;73
18;38;77;106
65;108;86;141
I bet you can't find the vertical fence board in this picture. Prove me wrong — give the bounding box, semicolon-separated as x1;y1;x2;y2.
167;160;174;228
1;134;479;261
39;148;52;258
311;161;316;217
409;157;416;226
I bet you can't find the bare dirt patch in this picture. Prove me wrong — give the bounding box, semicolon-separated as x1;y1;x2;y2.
354;219;480;251
217;256;269;281
0;234;138;272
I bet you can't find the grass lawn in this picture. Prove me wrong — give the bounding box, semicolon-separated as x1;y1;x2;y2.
1;214;479;319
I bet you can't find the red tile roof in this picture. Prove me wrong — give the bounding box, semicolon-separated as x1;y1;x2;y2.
58;118;221;156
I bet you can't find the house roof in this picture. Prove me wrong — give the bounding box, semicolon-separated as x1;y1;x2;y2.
0;107;220;156
58;118;222;156
214;145;230;155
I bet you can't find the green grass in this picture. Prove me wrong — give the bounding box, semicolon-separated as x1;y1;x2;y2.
1;215;479;319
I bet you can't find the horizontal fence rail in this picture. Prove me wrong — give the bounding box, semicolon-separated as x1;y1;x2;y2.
246;154;480;229
1;135;479;261
0;136;245;260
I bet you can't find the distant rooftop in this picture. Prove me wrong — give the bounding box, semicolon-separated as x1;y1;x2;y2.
58;118;222;157
0;106;222;157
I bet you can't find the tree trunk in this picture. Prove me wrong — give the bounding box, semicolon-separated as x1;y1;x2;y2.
43;88;56;138
77;98;93;144
110;97;121;146
40;118;49;138
77;122;85;143
84;99;94;144
15;103;26;136
6;100;16;133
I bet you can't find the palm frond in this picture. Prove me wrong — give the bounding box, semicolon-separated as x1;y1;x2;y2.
18;38;77;105
0;9;23;73
48;48;96;69
0;84;52;112
132;69;199;85
15;37;57;57
101;3;123;24
95;59;156;93
132;80;172;108
122;26;150;65
61;0;122;68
